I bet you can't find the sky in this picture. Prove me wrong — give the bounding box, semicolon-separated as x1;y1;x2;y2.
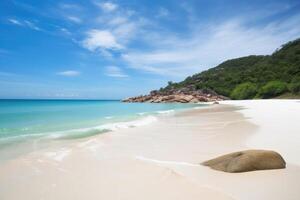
0;0;300;99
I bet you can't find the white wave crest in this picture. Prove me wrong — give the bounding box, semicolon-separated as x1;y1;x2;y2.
97;115;157;131
47;115;158;139
156;109;175;115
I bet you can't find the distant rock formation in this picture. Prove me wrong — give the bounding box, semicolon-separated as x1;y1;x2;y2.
122;87;229;103
202;150;286;173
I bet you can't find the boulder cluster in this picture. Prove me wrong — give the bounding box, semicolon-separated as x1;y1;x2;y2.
123;88;229;103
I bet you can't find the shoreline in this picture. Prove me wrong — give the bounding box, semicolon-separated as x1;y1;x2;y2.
0;103;207;162
0;100;300;199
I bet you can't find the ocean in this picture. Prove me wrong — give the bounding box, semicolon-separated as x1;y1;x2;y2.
0;100;204;146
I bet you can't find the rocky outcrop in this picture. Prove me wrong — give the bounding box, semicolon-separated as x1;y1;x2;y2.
202;150;286;173
122;88;229;103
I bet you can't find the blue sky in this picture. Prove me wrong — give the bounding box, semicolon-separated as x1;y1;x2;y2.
0;0;300;99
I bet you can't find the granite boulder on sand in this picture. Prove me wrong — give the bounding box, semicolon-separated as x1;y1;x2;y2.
202;150;286;173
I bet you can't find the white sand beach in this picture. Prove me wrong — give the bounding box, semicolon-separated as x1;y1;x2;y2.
0;100;300;200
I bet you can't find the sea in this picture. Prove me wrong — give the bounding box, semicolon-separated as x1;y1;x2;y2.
0;100;205;148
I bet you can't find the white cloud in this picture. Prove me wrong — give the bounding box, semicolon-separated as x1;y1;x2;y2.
108;16;128;26
78;1;300;79
112;21;137;42
96;2;118;12
59;3;82;10
82;16;143;54
8;18;22;26
81;3;146;55
82;29;122;51
99;49;114;58
66;16;82;23
60;28;71;35
24;20;41;31
8;18;41;31
105;66;128;78
58;3;84;26
57;70;81;77
122;14;300;77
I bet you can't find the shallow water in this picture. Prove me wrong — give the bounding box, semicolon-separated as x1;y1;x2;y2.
0;100;204;145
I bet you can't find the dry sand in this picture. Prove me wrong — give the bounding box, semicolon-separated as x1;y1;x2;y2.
0;100;299;200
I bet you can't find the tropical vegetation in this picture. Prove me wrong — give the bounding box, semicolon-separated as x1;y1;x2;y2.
161;38;300;99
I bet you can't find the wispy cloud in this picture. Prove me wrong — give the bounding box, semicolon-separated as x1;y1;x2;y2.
59;3;82;10
57;2;84;26
66;16;82;24
82;29;122;51
60;28;72;35
8;18;22;26
57;70;81;77
45;1;300;79
105;66;128;78
122;14;300;77
8;18;41;31
96;2;118;12
107;16;128;26
12;1;44;16
23;20;41;31
81;4;143;53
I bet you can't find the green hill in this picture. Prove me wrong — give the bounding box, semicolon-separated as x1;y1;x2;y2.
161;38;300;99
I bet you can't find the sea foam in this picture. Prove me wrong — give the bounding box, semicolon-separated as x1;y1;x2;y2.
156;109;175;115
98;115;158;131
47;115;158;140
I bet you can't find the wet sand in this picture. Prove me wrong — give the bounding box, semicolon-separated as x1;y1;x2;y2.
0;100;299;200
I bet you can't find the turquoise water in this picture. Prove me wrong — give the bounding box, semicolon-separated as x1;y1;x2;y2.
0;100;204;144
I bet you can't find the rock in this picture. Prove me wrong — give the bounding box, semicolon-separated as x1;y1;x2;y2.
150;90;159;96
162;95;173;101
182;95;194;102
172;95;184;103
190;98;199;103
122;86;229;103
202;150;286;173
197;96;208;102
213;101;219;104
153;96;163;103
